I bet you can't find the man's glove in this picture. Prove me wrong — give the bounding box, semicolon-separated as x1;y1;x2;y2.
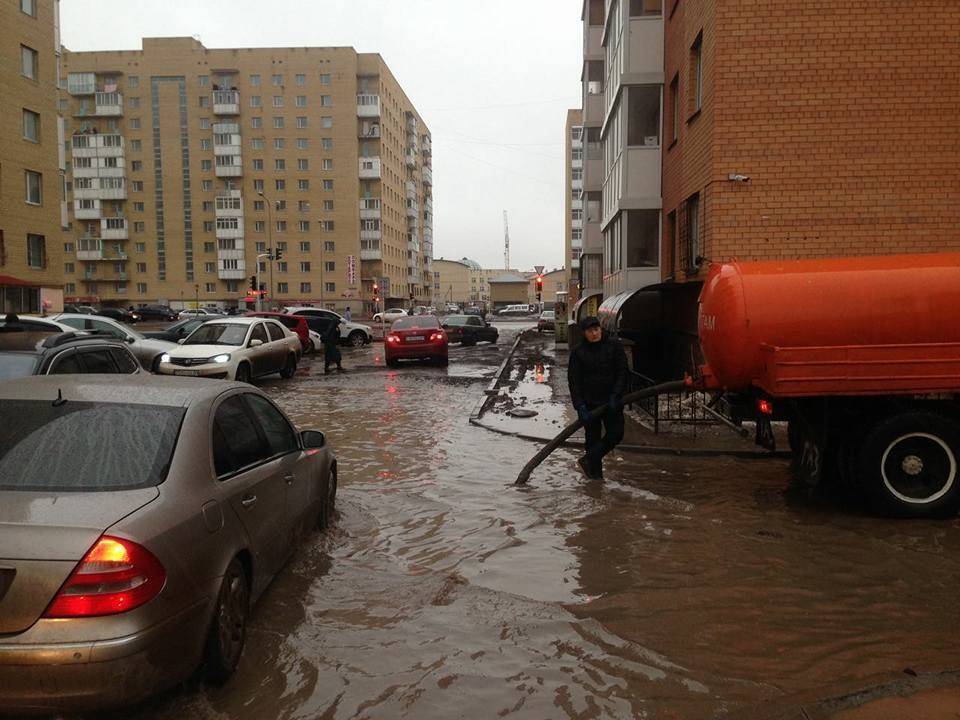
577;404;592;425
608;394;620;412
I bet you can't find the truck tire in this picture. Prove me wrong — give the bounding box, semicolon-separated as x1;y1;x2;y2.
856;411;960;518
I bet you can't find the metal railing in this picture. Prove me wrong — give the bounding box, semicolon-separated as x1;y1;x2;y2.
625;369;719;434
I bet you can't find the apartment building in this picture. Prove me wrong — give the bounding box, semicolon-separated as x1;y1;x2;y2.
1;0;65;314
431;258;471;306
564;109;582;303
59;37;433;314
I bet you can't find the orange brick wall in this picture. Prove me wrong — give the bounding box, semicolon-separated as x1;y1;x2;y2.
663;0;960;274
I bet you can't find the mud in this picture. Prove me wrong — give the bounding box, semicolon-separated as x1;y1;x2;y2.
120;322;960;719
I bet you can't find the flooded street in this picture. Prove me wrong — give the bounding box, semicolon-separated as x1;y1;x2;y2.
126;324;960;720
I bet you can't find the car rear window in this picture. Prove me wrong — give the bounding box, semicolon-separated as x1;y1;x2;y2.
0;400;184;491
393;317;439;330
0;353;40;381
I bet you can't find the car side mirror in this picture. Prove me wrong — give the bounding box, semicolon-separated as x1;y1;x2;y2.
125;336;136;344
249;339;263;347
301;430;325;449
177;338;186;344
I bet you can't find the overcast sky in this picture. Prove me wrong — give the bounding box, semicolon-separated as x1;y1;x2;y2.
60;0;583;272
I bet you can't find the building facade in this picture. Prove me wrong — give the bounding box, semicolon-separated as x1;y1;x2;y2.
488;273;530;309
431;258;471;306
564;109;582;303
529;268;566;305
1;0;65;314
59;38;433;314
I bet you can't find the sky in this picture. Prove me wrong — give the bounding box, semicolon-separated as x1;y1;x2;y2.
59;0;584;273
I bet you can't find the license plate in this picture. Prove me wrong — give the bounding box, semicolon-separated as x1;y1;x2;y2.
174;369;200;376
407;335;425;342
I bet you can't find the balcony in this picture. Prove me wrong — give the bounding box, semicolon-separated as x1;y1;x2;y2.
71;134;124;158
215;190;243;217
360;229;382;242
422;166;432;186
218;258;246;280
93;92;123;116
406;115;417;133
405;151;417;167
357;94;380;118
422;135;432;155
213;90;240;115
215;220;244;240
406;200;419;218
359;198;381;220
74;200;101;219
101;217;128;240
359;122;381;139
405;181;417;200
360;240;381;261
359;157;381;179
407;256;418;270
76;239;103;261
215;156;242;178
584;88;604;125
73;185;100;200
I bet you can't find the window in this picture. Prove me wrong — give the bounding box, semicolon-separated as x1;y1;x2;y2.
276;179;286;192
296;96;307;108
200;139;211;150
25;170;41;204
130;118;141;130
300;282;312;293
254;200;265;211
275;199;287;211
130;139;142;151
321;116;332;128
250;95;261;108
136;242;146;253
298;221;310;232
22;109;40;142
669;74;679;144
128;96;140;109
205;283;216;293
64;262;75;274
212;396;270;477
202;200;214;212
272;96;283;108
630;0;662;15
322;220;335;232
324;282;335;293
323;179;334;191
203;262;214;274
690;32;703;115
20;0;36;16
299;241;311;252
319;73;331;85
200;180;211;191
250;74;261;86
275;159;286;171
627;85;660;147
320;95;332;107
200;159;211;171
252;137;265;150
203;221;214;232
132;180;144;192
271;74;283;87
324;241;335;252
252;158;264;171
274;137;285;150
324;261;335;272
199;118;210;129
203;241;215;252
20;45;38;80
626;209;659;267
296;138;308;149
64;242;75;253
253;179;264;192
134;221;145;232
137;262;147;273
277;282;289;294
198;75;209;87
199;96;210;108
27;234;45;268
296;116;307;128
684;193;700;273
273;116;284;129
297;179;309;191
300;261;311;272
277;261;288;272
295;74;306;87
276;221;287;233
251;117;262;129
322;159;333;170
298;200;310;211
296;158;309;171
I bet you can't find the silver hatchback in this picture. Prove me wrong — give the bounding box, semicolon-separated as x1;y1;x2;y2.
0;375;337;714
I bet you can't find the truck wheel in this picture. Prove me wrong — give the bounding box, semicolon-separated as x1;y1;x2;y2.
856;412;960;518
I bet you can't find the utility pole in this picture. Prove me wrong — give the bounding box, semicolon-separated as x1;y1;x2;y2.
258;191;274;308
503;210;510;270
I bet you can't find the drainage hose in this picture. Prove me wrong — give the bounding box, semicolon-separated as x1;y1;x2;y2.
514;379;689;485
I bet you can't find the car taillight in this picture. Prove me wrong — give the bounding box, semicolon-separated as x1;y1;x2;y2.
386;334;400;344
44;536;166;618
429;332;445;342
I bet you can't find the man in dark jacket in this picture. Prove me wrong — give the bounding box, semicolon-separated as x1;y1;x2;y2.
568;316;628;479
322;318;345;374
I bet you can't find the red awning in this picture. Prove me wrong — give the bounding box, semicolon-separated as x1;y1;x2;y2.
0;275;38;288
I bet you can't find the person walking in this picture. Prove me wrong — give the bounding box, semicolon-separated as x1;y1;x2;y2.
344;306;352;322
323;318;345;374
568;316;628;479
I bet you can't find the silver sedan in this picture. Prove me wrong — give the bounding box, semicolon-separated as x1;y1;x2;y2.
0;375;337;714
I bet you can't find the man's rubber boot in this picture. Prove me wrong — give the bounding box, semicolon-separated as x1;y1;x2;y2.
577;456;593;479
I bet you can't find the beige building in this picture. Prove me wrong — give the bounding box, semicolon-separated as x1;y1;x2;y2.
59;37;432;314
564;109;582;303
1;0;65;314
431;258;471;306
488;273;529;309
528;268;565;305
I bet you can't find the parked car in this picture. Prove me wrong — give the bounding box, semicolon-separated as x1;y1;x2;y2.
141;315;225;343
136;304;178;322
0;374;337;714
98;307;141;324
0;331;141;380
50;313;177;372
497;304;534;317
372;307;409;324
282;306;372;347
463;307;486;319
178;307;219;320
307;328;322;354
445;303;460;314
62;304;95;315
158;317;301;383
2;315;81;334
245;312;310;351
385;316;448;367
441;314;499;346
537;310;556;333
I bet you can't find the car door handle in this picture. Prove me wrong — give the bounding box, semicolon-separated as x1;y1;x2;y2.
284;474;296;485
240;494;257;508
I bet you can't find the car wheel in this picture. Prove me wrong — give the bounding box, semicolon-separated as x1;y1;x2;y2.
386;358;399;368
463;336;477;347
203;557;249;684
319;467;337;530
348;330;365;348
436;355;449;367
856;411;960;518
235;363;252;384
279;354;297;379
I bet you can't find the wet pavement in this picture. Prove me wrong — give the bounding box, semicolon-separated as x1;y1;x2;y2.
117;322;960;719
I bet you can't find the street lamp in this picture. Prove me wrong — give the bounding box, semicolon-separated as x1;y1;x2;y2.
257;190;274;308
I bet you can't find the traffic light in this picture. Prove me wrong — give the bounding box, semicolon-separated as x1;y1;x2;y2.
535;274;544;301
372;282;379;300
275;247;283;261
249;275;257;291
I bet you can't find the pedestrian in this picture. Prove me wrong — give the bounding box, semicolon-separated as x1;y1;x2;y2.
323;318;345;374
568;316;628;479
344;306;352;322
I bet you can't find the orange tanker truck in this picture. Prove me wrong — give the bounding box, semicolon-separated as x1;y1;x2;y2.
698;252;960;518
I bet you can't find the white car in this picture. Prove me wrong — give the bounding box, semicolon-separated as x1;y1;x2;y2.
51;313;177;372
307;328;322;353
178;307;219;320
282;306;373;347
372;307;408;324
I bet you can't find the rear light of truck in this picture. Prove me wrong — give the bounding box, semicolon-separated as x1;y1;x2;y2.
44;536;166;618
757;398;774;416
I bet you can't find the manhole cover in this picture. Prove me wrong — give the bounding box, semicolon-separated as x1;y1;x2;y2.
507;408;538;418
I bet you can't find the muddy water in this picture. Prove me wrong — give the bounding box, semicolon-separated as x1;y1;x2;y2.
130;327;960;719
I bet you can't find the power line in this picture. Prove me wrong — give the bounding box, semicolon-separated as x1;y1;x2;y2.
442;146;561;189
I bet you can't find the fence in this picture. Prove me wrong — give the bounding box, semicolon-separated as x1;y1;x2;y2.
625;369;721;434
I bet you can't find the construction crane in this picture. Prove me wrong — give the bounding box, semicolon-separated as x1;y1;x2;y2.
503;210;510;270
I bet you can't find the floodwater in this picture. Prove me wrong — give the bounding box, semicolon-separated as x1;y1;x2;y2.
126;324;960;720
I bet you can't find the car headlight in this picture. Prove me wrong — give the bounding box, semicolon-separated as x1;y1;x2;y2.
211;354;231;363
160;353;170;363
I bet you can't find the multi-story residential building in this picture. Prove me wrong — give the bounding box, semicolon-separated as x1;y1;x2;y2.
59;37;432;314
564;109;583;303
1;0;65;314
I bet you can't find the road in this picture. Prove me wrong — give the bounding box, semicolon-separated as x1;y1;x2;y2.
120;321;960;720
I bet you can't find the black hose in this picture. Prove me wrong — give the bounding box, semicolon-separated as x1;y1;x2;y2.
514;379;689;485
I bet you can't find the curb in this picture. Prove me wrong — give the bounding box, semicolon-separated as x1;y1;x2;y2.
469;331;526;421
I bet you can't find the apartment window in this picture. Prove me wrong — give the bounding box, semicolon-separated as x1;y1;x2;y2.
275;179;285;191
295;74;306;87
135;242;146;253
250;95;261;108
298;221;310;232
320;95;332;107
295;95;306;108
572;169;583;182
275;200;287;211
20;46;40;82
297;138;308;149
626;210;659;267
669;74;679;144
205;283;216;293
300;282;311;293
137;282;147;295
690;32;703;115
200;139;211;150
199;96;210;108
133;202;145;212
323;179;334;191
253;179;264;192
298;179;309;191
22;109;40;142
200;241;213;252
274;137;285;150
198;75;209;87
254;221;265;232
277;282;288;294
258;261;267;272
273;116;284;129
324;261;335;273
203;221;214;232
130;118;141;130
136;262;147;273
130;139;142;151
276;220;287;232
322;221;335;232
630;0;662;14
200;180;211;191
271;74;283;87
322;137;334;151
254;200;265;211
296;116;308;129
298;200;310;211
26;234;45;268
319;73;331;85
272;96;283;108
255;242;266;253
134;221;145;232
204;262;215;273
251;117;262;129
128;75;139;88
324;282;335;293
684;193;700;272
200;159;211;171
21;0;36;16
322;159;333;171
64;262;75;274
128;96;140;109
300;261;311;272
275;159;286;171
321;116;332;128
252;137;265;150
252;159;264;171
25;171;41;205
299;241;311;252
250;74;260;86
277;262;288;272
627;85;661;147
324;241;335;252
202;200;214;212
